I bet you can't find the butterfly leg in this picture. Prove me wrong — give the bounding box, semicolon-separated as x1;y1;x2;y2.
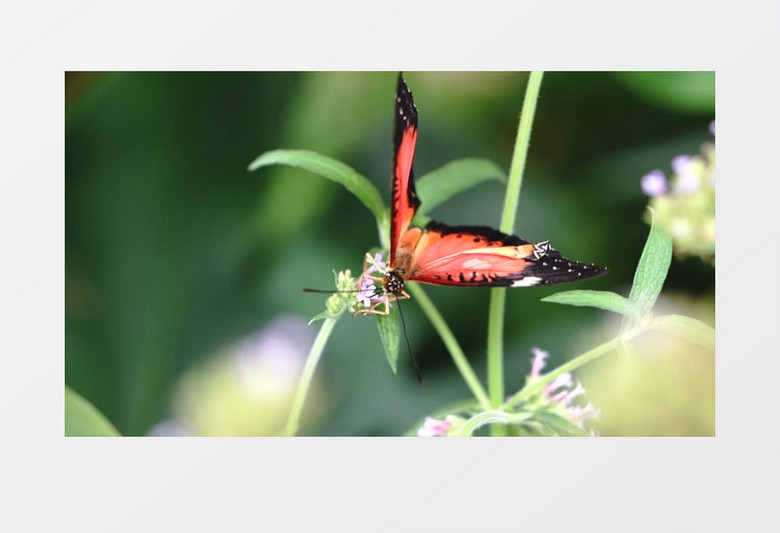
356;287;410;316
363;252;388;275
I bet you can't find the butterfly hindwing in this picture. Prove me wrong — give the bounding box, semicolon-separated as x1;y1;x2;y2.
406;221;607;287
390;73;421;262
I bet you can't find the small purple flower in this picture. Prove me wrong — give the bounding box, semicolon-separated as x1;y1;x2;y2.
546;372;574;398
676;173;701;194
641;170;667;196
524;347;599;430
355;273;389;309
530;347;549;377
356;276;378;307
365;252;387;275
417;416;452;437
560;381;587;405
567;401;600;428
671;155;693;175
355;252;391;309
672;155;700;194
709;120;715;136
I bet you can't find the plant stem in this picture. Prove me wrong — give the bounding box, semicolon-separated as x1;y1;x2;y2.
407;283;492;411
282;316;339;436
486;71;544;435
499;71;544;234
502;336;619;411
486;290;508;435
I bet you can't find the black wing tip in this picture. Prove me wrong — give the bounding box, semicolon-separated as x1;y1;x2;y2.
396;72;418;123
528;249;609;285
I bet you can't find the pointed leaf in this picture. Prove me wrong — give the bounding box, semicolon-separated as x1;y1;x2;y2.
647;314;715;351
248;149;386;225
456;410;510;436
415;159;506;220
308;310;331;324
628;208;673;316
376;308;400;374
65;386;120;436
456;410;534;436
533;411;589;436
543;290;641;321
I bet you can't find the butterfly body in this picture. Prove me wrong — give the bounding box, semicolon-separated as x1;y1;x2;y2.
355;73;606;315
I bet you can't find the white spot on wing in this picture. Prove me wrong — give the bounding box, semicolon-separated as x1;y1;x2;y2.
511;276;541;287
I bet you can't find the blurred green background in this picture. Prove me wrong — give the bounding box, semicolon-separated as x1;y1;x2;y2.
65;72;715;436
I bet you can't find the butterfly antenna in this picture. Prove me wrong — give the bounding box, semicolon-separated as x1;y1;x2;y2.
397;299;424;384
302;288;363;294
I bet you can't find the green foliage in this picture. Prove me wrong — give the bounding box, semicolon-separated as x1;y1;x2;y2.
309;270;358;323
414;158;506;224
543;290;641;322
376;308;400;374
65;386;121;436
544;208;710;348
248;149;387;230
612;72;715;114
532;411;589;436
627;208;673;322
645;314;715;351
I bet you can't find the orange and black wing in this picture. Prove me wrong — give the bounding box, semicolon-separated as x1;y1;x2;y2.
390;73;421;263
407;221;607;287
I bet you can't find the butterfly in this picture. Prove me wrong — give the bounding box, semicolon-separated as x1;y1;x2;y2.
355;73;607;315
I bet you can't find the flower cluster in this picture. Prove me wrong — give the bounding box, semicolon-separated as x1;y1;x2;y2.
308;269;358;323
525;347;599;430
417;415;466;437
641;121;715;263
354;252;390;312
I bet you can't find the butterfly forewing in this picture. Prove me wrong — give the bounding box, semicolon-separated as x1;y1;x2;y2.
390;74;421;263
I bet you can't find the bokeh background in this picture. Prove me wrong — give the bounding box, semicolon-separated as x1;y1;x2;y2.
65;71;715;436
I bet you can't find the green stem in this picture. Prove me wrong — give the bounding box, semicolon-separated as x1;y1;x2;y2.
486;71;544;435
407;283;491;411
282;317;339;436
500;71;544;233
502;335;619;411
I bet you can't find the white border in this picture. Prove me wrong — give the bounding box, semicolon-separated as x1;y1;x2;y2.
1;1;778;531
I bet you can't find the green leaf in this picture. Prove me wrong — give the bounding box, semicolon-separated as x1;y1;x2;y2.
414;159;506;223
646;314;715;351
65;386;121;436
308;310;331;324
628;208;673;318
543;290;641;322
248;149;387;226
376;308;400;374
456;410;534;436
533;411;589;436
612;72;715;114
456;410;510;436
